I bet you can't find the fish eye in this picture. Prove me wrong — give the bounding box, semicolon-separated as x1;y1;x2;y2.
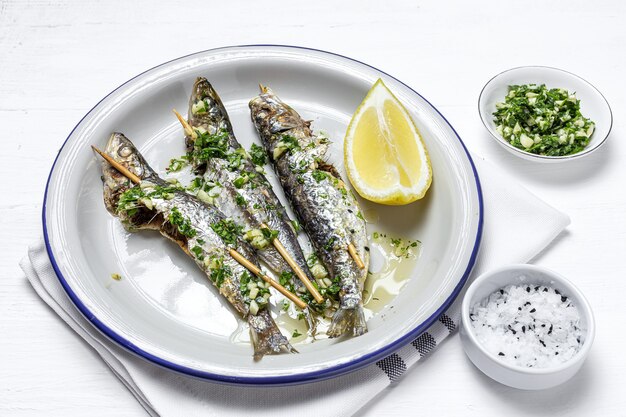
119;146;132;157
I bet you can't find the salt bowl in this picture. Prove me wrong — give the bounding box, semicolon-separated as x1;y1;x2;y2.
460;264;595;390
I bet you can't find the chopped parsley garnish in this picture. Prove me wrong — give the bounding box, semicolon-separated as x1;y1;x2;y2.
249;143;267;166
323;236;336;250
166;155;189;172
239;271;270;309
110;273;122;281
210;219;243;246
117;186;145;216
117;184;182;216
191;245;205;261
169;207;197;238
281;134;300;150
291;220;301;233
191;129;230;162
306;253;319;268
312;170;328;182
235;193;246;207
272;134;301;159
292;329;302;338
233;174;248;189
261;227;279;242
324;282;341;296
278;271;295;292
187;177;205;192
207;256;230;288
493;84;595;156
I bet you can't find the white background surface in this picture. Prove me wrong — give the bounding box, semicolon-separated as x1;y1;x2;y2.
1;0;625;415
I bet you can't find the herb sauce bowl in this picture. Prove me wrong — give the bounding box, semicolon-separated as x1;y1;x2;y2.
460;264;595;390
478;66;612;162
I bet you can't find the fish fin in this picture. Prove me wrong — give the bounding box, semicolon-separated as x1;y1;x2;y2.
248;309;297;360
303;308;318;338
327;305;368;338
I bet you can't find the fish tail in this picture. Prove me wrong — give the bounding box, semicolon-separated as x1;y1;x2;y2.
327;305;368;338
248;309;297;360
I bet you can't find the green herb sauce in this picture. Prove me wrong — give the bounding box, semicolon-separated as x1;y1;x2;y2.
493;84;595;156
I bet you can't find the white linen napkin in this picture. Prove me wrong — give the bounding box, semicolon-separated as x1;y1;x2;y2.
21;157;570;417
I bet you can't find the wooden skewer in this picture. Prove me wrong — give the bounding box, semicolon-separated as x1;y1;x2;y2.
91;145;142;184
92;144;308;310
172;109;197;140
229;249;307;310
261;224;324;303
348;243;365;269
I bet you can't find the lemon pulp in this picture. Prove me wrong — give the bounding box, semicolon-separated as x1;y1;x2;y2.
344;79;432;205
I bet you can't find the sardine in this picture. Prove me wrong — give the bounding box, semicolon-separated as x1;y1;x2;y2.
101;132;294;359
183;78;320;310
249;86;370;338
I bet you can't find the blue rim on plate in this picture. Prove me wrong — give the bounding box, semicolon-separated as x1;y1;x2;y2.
42;45;484;385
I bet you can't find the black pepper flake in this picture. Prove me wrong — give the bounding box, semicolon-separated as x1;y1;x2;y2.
555;352;559;355
518;307;522;311
498;352;505;356
561;295;568;303
540;340;546;347
555;289;561;295
522;325;526;333
530;308;536;313
364;246;370;252
534;286;540;291
526;286;531;292
524;301;531;306
548;324;553;335
508;325;517;335
543;288;548;292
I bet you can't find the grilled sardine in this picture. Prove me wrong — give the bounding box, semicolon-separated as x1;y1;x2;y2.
183;78;321;310
249;86;370;338
101;132;294;359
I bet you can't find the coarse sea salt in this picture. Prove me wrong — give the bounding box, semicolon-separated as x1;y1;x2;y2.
470;282;583;368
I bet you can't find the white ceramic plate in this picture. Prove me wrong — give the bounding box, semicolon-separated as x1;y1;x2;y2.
43;45;483;385
478;66;612;162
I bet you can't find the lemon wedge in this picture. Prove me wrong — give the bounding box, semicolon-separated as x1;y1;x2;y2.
344;79;432;205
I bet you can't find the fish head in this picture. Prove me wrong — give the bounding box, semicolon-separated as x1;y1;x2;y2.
249;85;310;139
101;132;154;215
188;77;232;136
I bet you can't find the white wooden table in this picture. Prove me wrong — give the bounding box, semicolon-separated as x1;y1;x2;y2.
2;1;625;415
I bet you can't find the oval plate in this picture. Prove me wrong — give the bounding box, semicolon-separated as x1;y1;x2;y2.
43;45;483;385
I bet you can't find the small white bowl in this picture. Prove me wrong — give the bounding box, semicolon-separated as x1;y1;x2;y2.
478;66;612;162
460;264;595;390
